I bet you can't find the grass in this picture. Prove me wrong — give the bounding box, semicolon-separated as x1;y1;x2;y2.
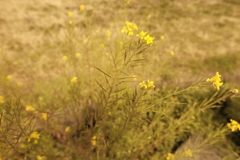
0;0;240;159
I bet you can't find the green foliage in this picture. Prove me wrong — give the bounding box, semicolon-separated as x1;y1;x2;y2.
0;0;240;160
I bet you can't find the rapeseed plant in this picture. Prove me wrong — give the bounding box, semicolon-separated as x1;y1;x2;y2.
1;2;239;160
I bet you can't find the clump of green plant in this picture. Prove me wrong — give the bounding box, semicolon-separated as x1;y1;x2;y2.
0;3;239;160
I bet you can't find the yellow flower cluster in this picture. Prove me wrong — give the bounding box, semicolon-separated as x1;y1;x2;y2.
25;105;35;112
71;77;78;83
227;119;240;132
38;96;43;101
7;75;12;81
136;31;154;46
185;149;193;157
79;5;85;11
65;126;70;132
139;80;155;89
62;56;68;61
76;53;81;57
91;135;97;146
206;72;223;90
106;30;111;37
121;21;138;35
125;0;131;4
28;131;40;144
37;155;46;160
0;96;5;104
68;12;74;18
42;113;47;121
136;31;147;39
166;153;175;160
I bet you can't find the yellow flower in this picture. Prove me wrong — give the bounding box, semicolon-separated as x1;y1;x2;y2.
227;119;240;132
170;51;175;56
136;31;147;39
133;75;137;80
100;44;105;48
144;35;154;46
76;53;81;57
139;80;155;89
68;12;74;18
185;149;193;157
206;72;223;90
106;30;112;37
25;105;35;111
147;14;152;20
0;96;5;104
37;155;46;160
84;39;88;44
28;132;40;143
207;72;221;82
213;81;223;91
71;77;78;83
80;5;85;11
139;81;148;89
147;80;155;88
166;153;175;160
38;97;43;101
7;75;12;81
91;135;97;146
161;35;165;40
42;113;47;121
125;0;131;4
17;82;23;87
121;21;138;35
62;56;68;61
65;126;70;132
